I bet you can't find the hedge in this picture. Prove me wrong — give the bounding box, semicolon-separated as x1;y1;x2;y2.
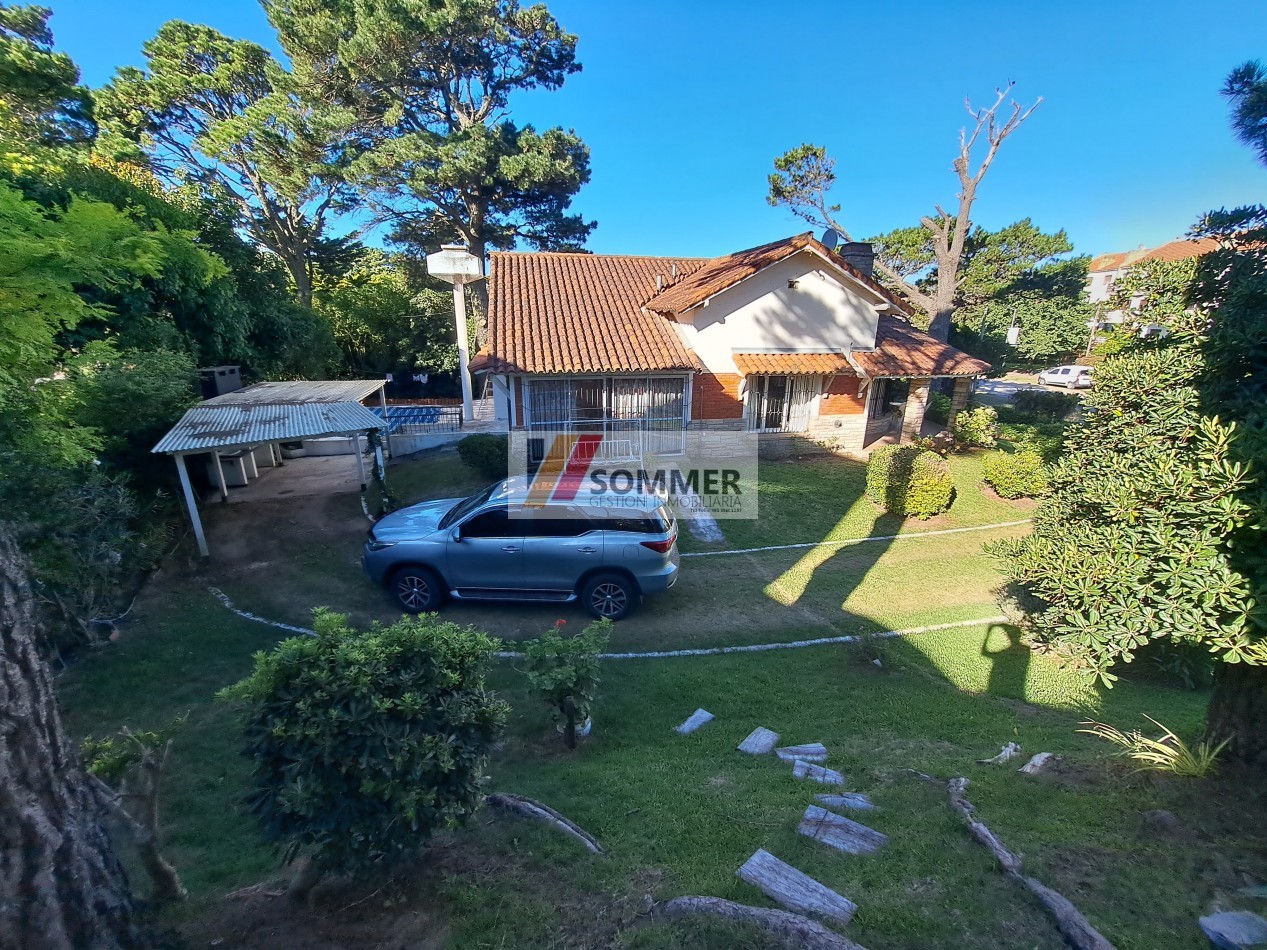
983;449;1049;499
457;433;509;480
865;444;954;519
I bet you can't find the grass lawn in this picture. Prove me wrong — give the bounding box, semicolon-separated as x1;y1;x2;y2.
59;586;1264;950
54;443;1267;948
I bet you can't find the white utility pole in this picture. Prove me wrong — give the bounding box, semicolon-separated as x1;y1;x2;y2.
425;243;485;423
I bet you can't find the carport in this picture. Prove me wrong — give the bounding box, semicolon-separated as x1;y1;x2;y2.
152;380;389;557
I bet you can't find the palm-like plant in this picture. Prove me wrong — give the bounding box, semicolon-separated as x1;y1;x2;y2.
1080;716;1230;777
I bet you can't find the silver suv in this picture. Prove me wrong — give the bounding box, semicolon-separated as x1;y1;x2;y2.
362;477;679;620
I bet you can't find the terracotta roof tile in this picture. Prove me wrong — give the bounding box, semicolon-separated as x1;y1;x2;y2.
472;252;708;374
1090;238;1218;272
852;316;991;378
732;352;854;375
646;232;910;316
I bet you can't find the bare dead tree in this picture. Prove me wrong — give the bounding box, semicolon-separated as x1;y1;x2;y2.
770;83;1041;341
0;524;147;949
87;730;187;904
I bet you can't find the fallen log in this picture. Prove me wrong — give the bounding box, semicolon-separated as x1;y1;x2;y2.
674;708;715;734
1018;752;1056;775
792;760;845;785
942;777;1115;950
485;793;603;854
797;805;888;856
776;742;828;763
977;742;1023;765
736;848;856;924
657;896;867;950
738;727;779;754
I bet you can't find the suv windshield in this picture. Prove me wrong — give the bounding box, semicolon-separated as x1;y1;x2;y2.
439;482;498;530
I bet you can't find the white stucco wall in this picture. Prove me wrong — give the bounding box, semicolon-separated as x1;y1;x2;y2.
673;251;884;375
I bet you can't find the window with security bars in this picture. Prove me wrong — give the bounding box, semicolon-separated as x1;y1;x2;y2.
744;375;820;432
524;376;688;455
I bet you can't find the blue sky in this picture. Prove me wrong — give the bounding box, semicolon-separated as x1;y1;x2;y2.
48;0;1267;260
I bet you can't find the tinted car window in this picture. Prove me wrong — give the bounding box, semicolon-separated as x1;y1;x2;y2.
460;507;516;538
517;506;595;539
589;508;672;534
440;482;498;529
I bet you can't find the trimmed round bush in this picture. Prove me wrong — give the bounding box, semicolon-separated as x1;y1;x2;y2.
983;449;1049;499
457;433;509;480
865;444;955;519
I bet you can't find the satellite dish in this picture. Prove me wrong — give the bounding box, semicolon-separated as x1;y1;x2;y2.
820;228;840;251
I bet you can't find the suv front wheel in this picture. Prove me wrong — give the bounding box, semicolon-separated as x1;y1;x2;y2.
581;572;638;621
391;566;445;613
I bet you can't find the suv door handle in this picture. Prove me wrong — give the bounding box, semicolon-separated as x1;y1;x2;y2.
577;546;598;554
501;545;521;553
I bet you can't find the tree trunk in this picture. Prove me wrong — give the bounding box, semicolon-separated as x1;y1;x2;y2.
1206;662;1267;770
925;307;952;343
286;253;314;310
0;524;146;949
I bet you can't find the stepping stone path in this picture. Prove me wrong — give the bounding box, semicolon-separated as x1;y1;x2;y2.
798;805;889;856
816;793;875;811
674;708;714;734
776;742;828;763
1200;911;1267;949
736;848;857;924
792;760;845;785
737;727;779;754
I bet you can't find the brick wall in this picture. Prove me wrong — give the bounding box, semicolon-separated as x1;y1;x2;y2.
692;372;745;420
819;374;865;415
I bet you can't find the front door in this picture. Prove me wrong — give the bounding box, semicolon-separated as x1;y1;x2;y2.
447;506;525;591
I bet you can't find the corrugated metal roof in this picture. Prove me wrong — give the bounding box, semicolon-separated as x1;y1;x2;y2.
202;379;385;406
153;402;386;454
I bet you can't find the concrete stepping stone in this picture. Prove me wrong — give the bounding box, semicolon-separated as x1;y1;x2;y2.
792;760;844;786
674;708;714;734
815;792;875;811
736;848;856;924
977;741;1023;765
776;742;828;763
737;727;779;754
1200;911;1267;949
1018;752;1055;775
797;805;888;855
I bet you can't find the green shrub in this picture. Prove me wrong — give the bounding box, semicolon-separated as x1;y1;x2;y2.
457;433;509;480
522;618;611;749
983;449;1049;499
865;445;954;519
952;405;1000;448
924;392;953;425
218;610;507;887
1010;389;1078;421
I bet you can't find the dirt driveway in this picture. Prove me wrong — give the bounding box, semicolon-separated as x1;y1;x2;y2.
189;477;1023;653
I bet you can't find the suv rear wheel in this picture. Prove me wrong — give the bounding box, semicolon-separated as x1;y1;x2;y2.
581;572;638;621
391;566;445;613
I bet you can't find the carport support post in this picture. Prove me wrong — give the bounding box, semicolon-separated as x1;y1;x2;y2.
173;453;209;557
210;451;228;502
378;386;392;458
354;433;367;491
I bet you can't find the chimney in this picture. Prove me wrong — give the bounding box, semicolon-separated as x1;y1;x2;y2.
836;242;875;277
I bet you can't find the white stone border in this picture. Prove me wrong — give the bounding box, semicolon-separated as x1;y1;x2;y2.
206;587;1005;660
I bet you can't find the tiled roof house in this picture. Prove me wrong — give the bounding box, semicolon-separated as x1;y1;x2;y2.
471;233;990;453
